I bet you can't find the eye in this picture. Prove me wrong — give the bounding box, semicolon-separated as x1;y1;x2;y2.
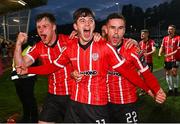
78;18;85;23
118;26;124;30
89;18;94;23
110;26;116;29
37;26;40;29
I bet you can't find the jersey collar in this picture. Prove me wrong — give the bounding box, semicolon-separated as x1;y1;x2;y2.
78;40;93;50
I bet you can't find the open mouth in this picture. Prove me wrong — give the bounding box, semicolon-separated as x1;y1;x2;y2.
112;36;119;43
83;29;91;38
40;34;47;40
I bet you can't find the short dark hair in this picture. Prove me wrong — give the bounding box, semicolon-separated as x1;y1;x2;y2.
168;24;176;29
73;8;95;23
35;12;56;24
141;29;149;33
106;13;126;25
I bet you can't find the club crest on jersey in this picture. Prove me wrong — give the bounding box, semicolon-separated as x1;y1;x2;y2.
92;53;99;61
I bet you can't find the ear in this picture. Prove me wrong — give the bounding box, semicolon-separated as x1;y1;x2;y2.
104;25;108;34
53;24;56;31
73;23;77;31
123;28;126;35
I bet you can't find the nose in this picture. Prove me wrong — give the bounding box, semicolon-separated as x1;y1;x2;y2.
85;21;90;26
114;28;118;34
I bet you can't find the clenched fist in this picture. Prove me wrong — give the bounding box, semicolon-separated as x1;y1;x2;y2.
16;32;28;46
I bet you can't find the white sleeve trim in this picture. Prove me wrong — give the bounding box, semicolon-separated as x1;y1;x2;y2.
26;54;35;63
112;59;125;69
139;66;149;73
106;43;122;62
131;53;149;73
54;60;64;68
106;43;125;68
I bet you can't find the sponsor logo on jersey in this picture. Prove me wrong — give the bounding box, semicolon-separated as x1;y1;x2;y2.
80;70;97;76
92;53;99;61
108;71;121;77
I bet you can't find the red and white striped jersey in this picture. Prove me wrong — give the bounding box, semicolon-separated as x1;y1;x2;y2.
175;38;180;61
54;38;150;105
161;35;179;62
107;38;160;104
27;34;74;95
139;39;155;63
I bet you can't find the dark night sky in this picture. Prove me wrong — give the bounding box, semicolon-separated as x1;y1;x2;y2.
29;0;171;27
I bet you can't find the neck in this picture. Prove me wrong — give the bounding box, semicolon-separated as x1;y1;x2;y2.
143;38;148;42
79;38;92;45
169;34;175;38
114;39;123;49
49;33;57;46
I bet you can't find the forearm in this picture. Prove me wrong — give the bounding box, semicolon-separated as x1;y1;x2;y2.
158;47;163;56
14;32;29;67
165;50;177;57
115;61;150;92
14;44;24;66
141;69;160;94
146;48;156;55
28;63;60;75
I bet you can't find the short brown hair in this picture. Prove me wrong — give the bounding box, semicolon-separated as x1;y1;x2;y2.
106;13;126;25
73;8;95;23
141;29;149;33
35;12;56;24
168;24;176;29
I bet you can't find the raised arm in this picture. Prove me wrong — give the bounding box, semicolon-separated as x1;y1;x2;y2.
14;32;34;68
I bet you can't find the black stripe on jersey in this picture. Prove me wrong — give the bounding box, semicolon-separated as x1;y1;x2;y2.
78;40;93;50
50;34;58;48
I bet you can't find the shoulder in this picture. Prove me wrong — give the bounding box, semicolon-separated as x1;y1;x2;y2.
31;41;43;49
58;34;79;46
149;39;155;42
139;40;143;45
174;35;180;40
93;38;107;48
129;45;143;56
149;39;155;44
58;34;69;41
163;36;168;41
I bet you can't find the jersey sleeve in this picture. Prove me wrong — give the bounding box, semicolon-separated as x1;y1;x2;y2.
129;45;149;72
129;46;160;94
105;43;150;92
161;38;165;47
54;46;71;68
26;43;40;63
141;69;160;94
28;63;60;75
175;37;180;61
151;40;155;48
27;44;70;75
